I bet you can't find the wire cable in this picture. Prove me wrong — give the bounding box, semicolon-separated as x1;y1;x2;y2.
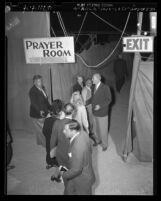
75;12;88;45
57;12;66;36
58;12;68;36
91;12;129;36
56;12;67;36
75;12;131;68
50;26;56;37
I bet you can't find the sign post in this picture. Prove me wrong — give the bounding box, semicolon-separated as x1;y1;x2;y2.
122;12;144;161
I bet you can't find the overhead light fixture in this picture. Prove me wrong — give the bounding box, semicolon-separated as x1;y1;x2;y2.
77;13;82;17
143;31;148;36
150;12;157;35
6;17;20;31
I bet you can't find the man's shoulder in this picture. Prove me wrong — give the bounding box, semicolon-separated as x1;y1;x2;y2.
74;132;89;148
29;85;38;93
101;83;110;89
55;118;71;126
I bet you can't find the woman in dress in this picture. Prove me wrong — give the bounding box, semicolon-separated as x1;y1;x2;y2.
70;91;89;134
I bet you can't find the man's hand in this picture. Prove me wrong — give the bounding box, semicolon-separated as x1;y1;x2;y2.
40;110;45;117
60;171;65;177
94;105;100;110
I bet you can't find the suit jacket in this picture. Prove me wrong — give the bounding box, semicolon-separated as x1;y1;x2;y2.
72;82;84;94
50;118;71;169
62;131;95;194
87;83;112;117
29;85;51;118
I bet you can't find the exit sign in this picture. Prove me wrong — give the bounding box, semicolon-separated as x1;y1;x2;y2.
123;36;153;52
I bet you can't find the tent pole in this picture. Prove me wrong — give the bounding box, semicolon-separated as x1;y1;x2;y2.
50;67;53;104
122;12;143;161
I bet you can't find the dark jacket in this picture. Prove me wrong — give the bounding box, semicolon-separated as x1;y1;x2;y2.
29;85;51;118
62;131;95;195
72;82;84;94
43;116;57;151
50;118;72;169
87;83;111;117
113;58;128;79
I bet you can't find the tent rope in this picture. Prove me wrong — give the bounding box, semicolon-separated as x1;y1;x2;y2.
91;12;129;36
75;12;88;45
56;12;67;36
50;26;56;37
75;12;131;68
58;12;68;36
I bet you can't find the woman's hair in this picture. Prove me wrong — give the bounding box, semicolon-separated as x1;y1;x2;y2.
65;119;81;132
70;92;84;106
50;99;63;115
63;103;75;116
33;75;42;82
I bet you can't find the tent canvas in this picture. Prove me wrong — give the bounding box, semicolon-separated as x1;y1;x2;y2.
6;11;152;163
123;59;153;162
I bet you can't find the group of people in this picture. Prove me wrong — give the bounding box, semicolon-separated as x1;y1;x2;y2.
29;73;112;195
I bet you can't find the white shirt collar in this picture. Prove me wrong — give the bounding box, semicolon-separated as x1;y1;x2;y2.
36;86;47;97
86;86;91;91
96;81;101;90
70;132;80;144
65;116;72;120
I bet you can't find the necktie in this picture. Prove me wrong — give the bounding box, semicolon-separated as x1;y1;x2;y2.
94;85;97;94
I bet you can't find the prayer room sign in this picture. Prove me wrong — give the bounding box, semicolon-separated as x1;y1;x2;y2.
24;37;75;64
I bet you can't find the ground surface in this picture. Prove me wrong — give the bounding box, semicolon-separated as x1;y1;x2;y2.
7;80;153;195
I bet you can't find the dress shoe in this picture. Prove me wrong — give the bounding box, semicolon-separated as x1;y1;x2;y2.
51;174;62;183
89;133;98;146
102;147;108;151
93;142;98;146
46;156;59;169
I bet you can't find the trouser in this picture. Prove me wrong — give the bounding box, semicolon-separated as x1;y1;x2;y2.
64;180;92;195
116;77;125;92
45;133;53;164
32;118;46;147
93;115;109;148
86;105;98;144
86;105;94;133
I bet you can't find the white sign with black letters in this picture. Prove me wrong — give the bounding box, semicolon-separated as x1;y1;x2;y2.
123;36;153;52
24;37;75;64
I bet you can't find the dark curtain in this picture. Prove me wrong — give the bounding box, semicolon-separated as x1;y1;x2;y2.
126;61;153;162
6;12;52;134
6;12;133;136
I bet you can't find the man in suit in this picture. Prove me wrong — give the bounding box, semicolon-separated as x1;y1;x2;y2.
59;119;95;195
50;103;75;169
29;75;51;147
72;75;84;94
87;73;112;151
